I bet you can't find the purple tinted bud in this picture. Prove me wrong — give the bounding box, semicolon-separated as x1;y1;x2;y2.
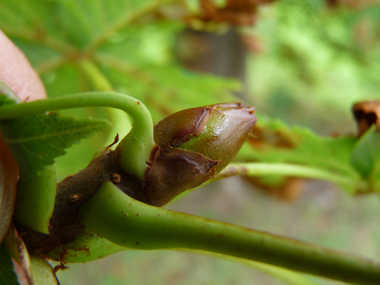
143;103;257;206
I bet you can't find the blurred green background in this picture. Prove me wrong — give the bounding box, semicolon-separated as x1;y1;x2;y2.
2;0;380;284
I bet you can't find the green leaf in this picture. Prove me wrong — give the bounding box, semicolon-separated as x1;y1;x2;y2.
350;125;380;179
56;0;152;48
280;0;321;19
0;114;111;176
1;0;240;126
103;63;239;122
239;116;358;176
234;116;361;193
0;243;19;285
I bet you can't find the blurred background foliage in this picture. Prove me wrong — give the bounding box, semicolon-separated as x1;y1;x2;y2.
247;0;380;134
2;0;380;284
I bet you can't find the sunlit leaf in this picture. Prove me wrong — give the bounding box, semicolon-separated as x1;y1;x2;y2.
350;125;380;179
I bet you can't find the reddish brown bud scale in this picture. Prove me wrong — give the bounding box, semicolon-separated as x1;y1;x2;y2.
178;103;257;172
154;107;212;147
144;148;220;206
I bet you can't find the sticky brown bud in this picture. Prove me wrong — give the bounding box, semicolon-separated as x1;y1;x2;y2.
143;103;257;206
172;103;257;171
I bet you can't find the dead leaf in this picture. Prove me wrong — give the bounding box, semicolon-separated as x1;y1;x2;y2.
194;0;275;26
245;176;303;201
352;100;380;137
248;124;301;150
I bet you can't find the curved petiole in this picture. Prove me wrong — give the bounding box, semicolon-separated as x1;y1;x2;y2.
0;92;155;179
214;162;362;193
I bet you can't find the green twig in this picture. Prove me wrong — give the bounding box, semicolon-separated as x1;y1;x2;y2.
214;162;359;191
85;0;178;53
81;181;380;285
0;92;155;178
78;59;114;91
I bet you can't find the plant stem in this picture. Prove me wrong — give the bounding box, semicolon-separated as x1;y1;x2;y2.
215;163;358;192
78;59;114;91
81;181;380;285
0;92;155;179
85;0;178;53
76;60;152;175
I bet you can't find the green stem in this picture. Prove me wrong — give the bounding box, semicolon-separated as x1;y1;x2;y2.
81;181;380;285
85;0;178;53
78;59;114;91
0;92;155;179
215;163;358;191
77;60;147;173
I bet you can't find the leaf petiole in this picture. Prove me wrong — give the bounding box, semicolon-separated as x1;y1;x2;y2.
0;92;155;179
215;162;363;193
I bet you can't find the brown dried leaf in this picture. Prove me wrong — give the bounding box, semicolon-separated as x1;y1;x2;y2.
248;124;301;150
244;124;303;201
352;100;380;137
244;176;304;201
195;0;275;26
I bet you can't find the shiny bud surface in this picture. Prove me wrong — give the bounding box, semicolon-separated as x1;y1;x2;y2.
143;103;257;206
